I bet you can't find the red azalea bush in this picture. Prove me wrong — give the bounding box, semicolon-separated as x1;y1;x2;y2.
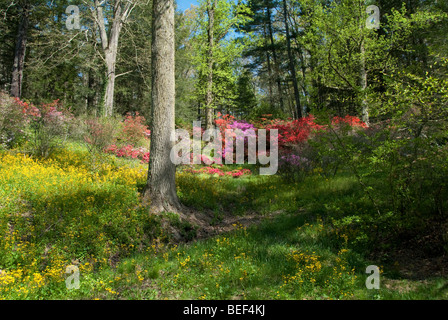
118;112;150;146
18;98;73;157
104;144;150;164
183;165;251;178
101;112;151;163
262;114;368;180
264;115;325;151
331;115;368;128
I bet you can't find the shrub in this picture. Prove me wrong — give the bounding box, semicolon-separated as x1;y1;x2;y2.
104;144;150;164
265;115;325;151
0;92;28;149
26;100;72;158
182;165;251;178
278;153;313;183
83;116;121;154
117;112;150;147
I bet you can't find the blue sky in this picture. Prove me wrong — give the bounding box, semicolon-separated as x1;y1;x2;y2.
176;0;199;12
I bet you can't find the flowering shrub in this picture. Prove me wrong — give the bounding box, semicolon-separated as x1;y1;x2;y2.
331;115;367;128
225;120;257;161
84;117;120;155
0;149;149;299
278;154;313;183
26;99;72;158
182;165;251;178
214;112;235;132
215;113;258;163
262;114;367;180
118;112;150;146
0;92;28;148
100;113;150;163
104;144;150;164
265;115;325;150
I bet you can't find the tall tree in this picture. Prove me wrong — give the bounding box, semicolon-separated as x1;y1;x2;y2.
240;0;288;115
205;0;217;129
281;0;301;118
143;0;181;213
10;0;29;98
188;0;251;126
91;0;136;117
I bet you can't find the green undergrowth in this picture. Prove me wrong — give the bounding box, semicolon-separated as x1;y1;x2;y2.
0;143;447;299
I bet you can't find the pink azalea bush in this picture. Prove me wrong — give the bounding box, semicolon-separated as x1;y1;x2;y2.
0;92;29;148
104;144;150;164
99;113;151;163
183;165;251;178
28;100;73;157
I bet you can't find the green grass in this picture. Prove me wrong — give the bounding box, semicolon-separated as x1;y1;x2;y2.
0;142;447;300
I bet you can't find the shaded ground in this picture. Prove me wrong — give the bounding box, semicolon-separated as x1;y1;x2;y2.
371;221;448;281
181;207;448;282
174;208;286;240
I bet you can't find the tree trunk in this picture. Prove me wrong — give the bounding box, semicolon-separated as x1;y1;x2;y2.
10;3;29;98
94;0;133;117
266;2;284;112
263;21;274;106
205;0;217;130
360;37;369;125
143;0;182;214
282;0;302;119
104;48;118;117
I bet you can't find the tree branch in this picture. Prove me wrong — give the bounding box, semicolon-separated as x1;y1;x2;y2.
327;40;357;90
93;0;108;51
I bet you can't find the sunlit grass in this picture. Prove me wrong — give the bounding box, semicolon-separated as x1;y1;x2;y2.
0;143;447;300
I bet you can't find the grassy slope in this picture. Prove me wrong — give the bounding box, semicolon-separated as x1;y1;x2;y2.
0;142;447;299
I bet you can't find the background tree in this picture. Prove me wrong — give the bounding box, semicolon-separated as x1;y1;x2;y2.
9;0;29;98
90;0;137;117
187;0;252;128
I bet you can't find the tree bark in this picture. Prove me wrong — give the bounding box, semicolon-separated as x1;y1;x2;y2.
10;3;29;98
143;0;182;214
205;0;217;130
360;37;369;125
263;21;274;106
266;2;284;112
93;0;133;117
282;0;302;119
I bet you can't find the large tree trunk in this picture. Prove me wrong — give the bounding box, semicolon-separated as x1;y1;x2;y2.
205;0;217;130
282;0;302;119
10;3;29;98
143;0;182;214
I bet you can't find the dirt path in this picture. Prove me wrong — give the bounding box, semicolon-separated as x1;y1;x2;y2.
172;208;285;242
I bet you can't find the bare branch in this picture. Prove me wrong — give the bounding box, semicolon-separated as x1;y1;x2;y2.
94;0;108;51
115;70;133;78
